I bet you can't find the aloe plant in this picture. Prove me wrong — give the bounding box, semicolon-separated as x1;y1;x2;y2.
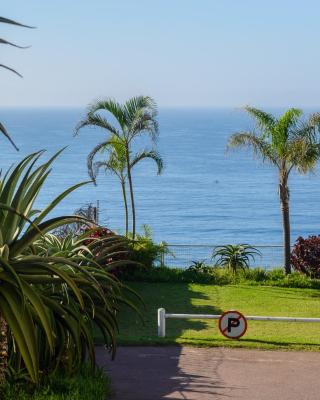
0;150;138;384
212;244;261;273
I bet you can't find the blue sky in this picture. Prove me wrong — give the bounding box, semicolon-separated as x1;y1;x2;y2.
1;0;320;107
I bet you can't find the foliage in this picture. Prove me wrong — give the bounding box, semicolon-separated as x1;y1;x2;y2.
291;235;320;278
0;364;111;400
84;226;115;240
128;225;170;268
0;151;138;384
212;244;261;273
228;107;320;274
0;16;34;150
187;260;212;273
75;96;163;239
122;265;320;289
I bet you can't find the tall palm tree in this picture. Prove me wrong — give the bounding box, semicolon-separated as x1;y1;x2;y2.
228;107;320;274
75;96;161;239
0;16;33;150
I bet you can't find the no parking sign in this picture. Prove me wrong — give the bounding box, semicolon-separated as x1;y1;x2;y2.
218;310;247;339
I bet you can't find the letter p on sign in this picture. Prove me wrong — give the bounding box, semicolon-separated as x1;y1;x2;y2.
218;310;247;339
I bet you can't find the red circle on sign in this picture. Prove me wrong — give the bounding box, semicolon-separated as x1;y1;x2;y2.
218;310;247;339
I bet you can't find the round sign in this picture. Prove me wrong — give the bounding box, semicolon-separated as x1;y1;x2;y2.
218;310;247;339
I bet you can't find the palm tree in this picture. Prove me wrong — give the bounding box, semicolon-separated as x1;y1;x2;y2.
0;16;33;150
228;107;320;274
87;135;163;237
75;96;161;239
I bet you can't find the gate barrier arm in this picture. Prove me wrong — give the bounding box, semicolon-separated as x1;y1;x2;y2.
157;308;320;338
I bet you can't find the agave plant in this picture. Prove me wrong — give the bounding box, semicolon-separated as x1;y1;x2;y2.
212;244;261;273
0;150;138;384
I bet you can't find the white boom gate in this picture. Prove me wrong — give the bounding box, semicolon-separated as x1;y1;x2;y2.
157;308;320;338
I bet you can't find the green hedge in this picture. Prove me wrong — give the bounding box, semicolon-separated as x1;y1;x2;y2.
123;266;320;289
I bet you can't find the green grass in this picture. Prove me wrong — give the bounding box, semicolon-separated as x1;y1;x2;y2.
110;282;320;351
1;365;111;400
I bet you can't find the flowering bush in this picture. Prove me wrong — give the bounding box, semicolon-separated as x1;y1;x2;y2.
291;235;320;278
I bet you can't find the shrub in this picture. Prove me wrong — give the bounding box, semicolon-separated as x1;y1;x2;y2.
240;267;268;282
129;225;170;268
123;265;320;289
291;235;320;278
187;260;212;274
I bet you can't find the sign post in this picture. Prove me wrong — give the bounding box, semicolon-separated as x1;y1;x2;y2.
218;310;247;339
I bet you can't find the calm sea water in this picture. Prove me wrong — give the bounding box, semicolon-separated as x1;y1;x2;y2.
1;107;319;266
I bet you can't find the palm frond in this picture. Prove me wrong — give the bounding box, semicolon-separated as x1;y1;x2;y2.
243;106;275;133
287;140;320;174
0;122;19;150
86;140;117;181
87;99;128;131
0;38;29;49
127;97;158;142
228;132;279;166
74;113;120;138
276;108;303;145
130;149;164;174
0;17;34;28
124;96;157;122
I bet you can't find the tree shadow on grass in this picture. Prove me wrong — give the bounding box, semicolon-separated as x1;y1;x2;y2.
115;282;223;342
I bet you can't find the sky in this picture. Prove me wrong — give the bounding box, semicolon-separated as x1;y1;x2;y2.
1;0;320;108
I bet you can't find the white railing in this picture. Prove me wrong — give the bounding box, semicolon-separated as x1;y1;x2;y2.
157;308;320;337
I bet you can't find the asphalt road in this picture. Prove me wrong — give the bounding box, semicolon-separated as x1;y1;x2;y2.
96;346;320;400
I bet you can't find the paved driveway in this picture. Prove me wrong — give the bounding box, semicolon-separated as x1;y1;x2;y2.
96;346;320;400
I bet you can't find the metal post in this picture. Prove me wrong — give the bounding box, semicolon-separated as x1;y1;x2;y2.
158;308;166;337
96;200;100;225
160;248;164;267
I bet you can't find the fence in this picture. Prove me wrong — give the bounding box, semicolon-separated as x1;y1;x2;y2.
157;308;320;338
159;244;284;270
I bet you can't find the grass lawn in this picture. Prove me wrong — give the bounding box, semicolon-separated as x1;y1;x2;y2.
109;282;320;351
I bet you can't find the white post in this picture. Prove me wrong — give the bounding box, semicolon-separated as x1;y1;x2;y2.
158;308;166;337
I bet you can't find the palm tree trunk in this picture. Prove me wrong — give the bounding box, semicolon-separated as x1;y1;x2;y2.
126;146;136;239
279;180;291;274
0;313;8;385
121;179;129;237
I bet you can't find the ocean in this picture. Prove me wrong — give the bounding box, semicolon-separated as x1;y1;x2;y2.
1;107;319;267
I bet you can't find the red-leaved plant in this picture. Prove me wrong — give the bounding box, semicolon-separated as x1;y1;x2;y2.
291;235;320;278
